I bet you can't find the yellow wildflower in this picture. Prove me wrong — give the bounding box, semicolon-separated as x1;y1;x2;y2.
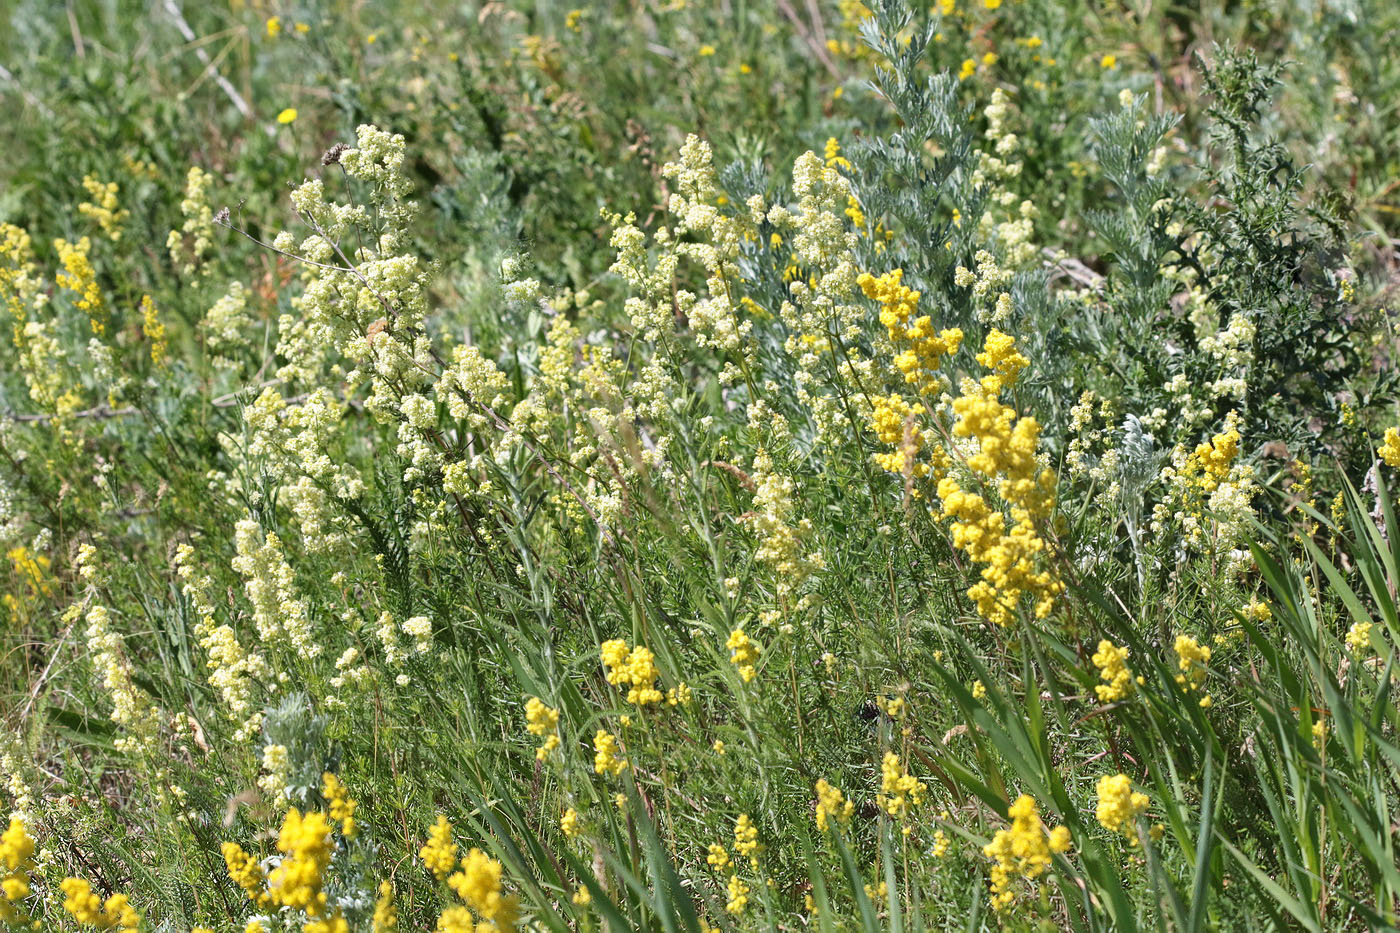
600;639;664;705
725;874;750;914
1095;774;1149;842
448;848;518;929
268;808;333;916
59;878;140;930
983;795;1070;909
222;841;272;908
814;779;854;832
1092;639;1133;703
322;772;358;838
372;881;397;933
593;730;626;776
726;628;760;682
421;815;459;880
878;752;926;818
524;697;561;759
1379;427;1400;468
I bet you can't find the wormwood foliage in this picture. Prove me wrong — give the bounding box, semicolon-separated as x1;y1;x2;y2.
1;0;1400;931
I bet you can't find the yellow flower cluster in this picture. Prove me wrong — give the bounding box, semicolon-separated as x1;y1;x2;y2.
726;628;760;682
525;697;561;760
222;839;271;908
139;295;168;366
1380;427;1400;468
813;779;854;832
59;878;140;930
1183;420;1241;494
372;881;397;933
323;772;358;838
53;237;103;332
733;813;759;864
78;175;127;241
937;332;1062;627
878;752;926;820
726;873;751;915
1;818;34;922
1091;639;1134;703
1345;621;1372;654
858;269;964;395
1173;635;1212;707
600;639;663;705
420;815;460;880
268;808;335;915
560;807;579;838
1095;773;1149;842
447;848;518;931
593;730;627;776
869;394;931;478
982;795;1071;910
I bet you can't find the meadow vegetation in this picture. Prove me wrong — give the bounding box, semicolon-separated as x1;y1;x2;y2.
2;0;1400;930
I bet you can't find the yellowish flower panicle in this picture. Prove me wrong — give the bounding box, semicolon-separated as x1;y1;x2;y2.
726;628;760;682
725;873;750;915
1344;621;1373;654
859;269;963;395
982;795;1071;909
599;639;665;705
593;730;627;776
525;697;561;759
1095;774;1149;842
77;175;128;241
935;332;1062;627
137;295;168;366
59;877;141;929
1092;639;1134;703
870;394;930;478
1173;635;1211;706
448;848;518;930
733;813;760;865
53;237;104;332
322;772;357;838
1379;427;1400;468
436;905;473;933
421;815;459;880
1;818;34;916
222;840;272;907
878;752;926;821
814;779;854;832
706;843;732;871
268;808;334;915
167;165;215;276
560;807;580;838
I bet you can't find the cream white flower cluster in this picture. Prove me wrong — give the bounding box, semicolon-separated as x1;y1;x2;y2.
744;448;825;613
231;519;319;658
770;150;875;449
174;543;270;741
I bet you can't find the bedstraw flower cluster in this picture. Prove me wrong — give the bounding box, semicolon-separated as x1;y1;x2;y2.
936;331;1062;627
1095;773;1149;843
1380;428;1400;468
1092;639;1134;703
814;779;854;832
59;878;140;930
858;269;963;396
878;752;926;823
982;795;1072;910
600;639;663;705
524;697;561;759
1;818;34;923
1173;635;1212;707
